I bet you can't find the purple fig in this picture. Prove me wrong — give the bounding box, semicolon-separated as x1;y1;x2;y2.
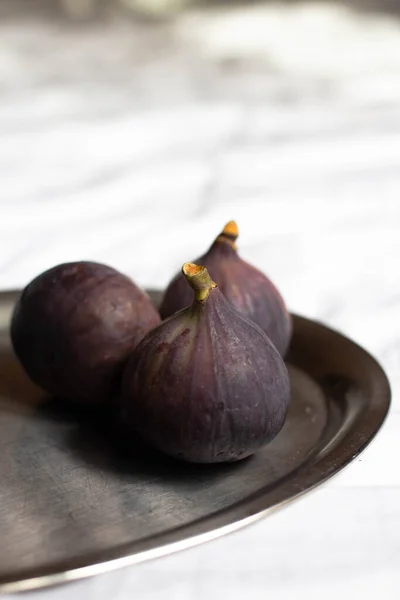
159;221;292;357
11;261;161;403
122;262;290;463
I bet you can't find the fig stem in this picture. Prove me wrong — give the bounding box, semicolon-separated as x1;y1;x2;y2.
182;263;217;303
215;220;239;249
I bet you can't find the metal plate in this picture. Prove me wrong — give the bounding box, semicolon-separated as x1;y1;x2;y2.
0;290;390;593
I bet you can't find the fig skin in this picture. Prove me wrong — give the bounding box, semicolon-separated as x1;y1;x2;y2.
122;263;290;463
11;261;161;403
159;221;292;357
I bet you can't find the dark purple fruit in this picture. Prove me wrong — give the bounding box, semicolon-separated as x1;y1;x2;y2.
122;262;290;463
159;221;292;357
11;261;161;403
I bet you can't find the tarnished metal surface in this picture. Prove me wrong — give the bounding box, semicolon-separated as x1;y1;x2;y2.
0;291;390;593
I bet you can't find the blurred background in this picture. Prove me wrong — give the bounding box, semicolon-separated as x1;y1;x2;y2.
0;1;399;598
1;0;399;371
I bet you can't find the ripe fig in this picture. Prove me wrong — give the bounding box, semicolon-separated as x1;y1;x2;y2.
122;262;290;463
159;221;292;356
11;261;161;403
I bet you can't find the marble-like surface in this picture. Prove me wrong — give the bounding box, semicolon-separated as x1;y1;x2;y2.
0;2;399;598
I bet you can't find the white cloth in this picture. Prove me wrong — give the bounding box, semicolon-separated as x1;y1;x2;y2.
0;2;399;598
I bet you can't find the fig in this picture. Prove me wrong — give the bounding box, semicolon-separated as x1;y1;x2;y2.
11;261;160;403
122;262;290;463
159;221;292;356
